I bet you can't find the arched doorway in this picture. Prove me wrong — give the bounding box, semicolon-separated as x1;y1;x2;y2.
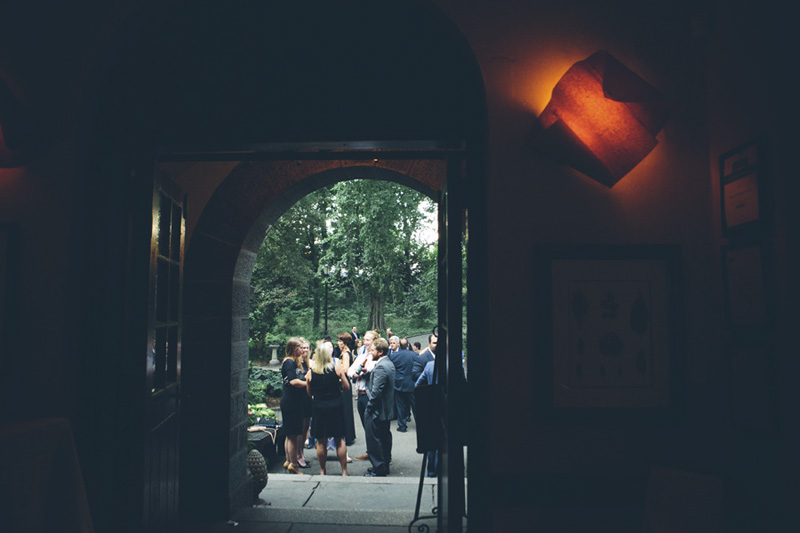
81;1;487;531
178;157;445;517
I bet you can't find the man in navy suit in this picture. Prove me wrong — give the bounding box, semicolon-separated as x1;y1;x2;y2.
411;333;437;383
364;337;396;477
410;333;437;427
389;338;416;432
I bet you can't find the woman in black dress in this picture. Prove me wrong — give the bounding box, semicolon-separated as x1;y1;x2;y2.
337;332;357;450
280;337;307;474
305;340;350;475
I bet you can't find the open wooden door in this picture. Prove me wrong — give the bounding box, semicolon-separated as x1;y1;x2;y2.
143;176;185;532
436;153;467;532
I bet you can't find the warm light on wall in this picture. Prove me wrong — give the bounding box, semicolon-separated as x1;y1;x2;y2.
529;51;669;187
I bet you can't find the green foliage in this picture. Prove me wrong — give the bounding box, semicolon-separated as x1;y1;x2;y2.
248;374;269;405
247;403;276;426
249;365;283;402
249;191;330;354
321;180;436;331
248;179;438;358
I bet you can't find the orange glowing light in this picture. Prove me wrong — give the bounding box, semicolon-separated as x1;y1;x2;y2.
530;51;669;187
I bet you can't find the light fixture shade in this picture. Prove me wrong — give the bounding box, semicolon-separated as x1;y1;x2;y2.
530;51;669;187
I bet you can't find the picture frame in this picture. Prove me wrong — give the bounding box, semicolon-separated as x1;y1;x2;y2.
532;244;683;420
720;239;773;332
719;137;768;238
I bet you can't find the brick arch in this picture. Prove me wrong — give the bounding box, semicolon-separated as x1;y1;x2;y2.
181;159;443;514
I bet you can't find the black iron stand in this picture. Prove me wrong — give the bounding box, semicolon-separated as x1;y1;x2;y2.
408;453;438;532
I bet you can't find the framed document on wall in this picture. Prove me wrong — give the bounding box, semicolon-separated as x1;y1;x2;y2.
719;138;767;237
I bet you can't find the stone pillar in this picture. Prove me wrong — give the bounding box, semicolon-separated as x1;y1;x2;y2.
269;345;280;367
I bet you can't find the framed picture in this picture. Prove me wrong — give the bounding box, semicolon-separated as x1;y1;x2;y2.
532;245;682;419
721;239;773;331
719;137;768;237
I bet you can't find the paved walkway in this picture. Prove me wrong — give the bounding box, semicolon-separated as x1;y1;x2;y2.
183;395;454;532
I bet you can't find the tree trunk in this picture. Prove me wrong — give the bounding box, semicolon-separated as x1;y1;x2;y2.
367;292;385;332
312;280;321;329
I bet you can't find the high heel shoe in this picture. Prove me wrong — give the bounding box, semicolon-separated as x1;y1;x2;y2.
283;461;290;470
286;464;303;475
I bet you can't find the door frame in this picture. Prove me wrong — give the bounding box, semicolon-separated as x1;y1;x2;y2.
154;140;488;530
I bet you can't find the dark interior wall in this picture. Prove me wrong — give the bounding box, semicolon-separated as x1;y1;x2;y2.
706;0;795;527
435;0;793;530
0;1;97;421
443;0;715;459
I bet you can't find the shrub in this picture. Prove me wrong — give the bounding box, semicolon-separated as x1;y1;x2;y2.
249;364;283;404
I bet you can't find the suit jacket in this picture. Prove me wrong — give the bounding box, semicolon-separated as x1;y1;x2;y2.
389;348;416;392
411;348;434;383
366;356;396;421
415;359;437;387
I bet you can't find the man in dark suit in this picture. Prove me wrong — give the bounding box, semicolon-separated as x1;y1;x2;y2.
390;338;416;432
410;333;437;426
364;337;395;477
411;333;437;383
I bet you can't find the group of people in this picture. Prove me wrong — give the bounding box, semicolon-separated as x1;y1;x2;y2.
278;328;439;477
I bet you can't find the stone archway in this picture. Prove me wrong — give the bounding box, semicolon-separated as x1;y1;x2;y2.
181;158;445;517
83;0;487;526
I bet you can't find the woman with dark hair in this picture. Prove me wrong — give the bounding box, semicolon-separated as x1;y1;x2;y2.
305;341;350;475
336;332;354;370
280;337;307;474
337;332;357;451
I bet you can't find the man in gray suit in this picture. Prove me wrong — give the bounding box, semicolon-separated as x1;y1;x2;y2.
364;337;396;477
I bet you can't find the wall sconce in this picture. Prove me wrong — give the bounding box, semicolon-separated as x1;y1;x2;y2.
0;74;33;168
529;50;669;187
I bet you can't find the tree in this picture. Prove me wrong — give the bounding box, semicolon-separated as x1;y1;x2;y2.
320;180;435;331
249;191;330;355
249;179;437;358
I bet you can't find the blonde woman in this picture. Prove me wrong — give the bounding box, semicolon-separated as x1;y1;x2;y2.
296;338;313;468
280;337;307;474
305;341;350;475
